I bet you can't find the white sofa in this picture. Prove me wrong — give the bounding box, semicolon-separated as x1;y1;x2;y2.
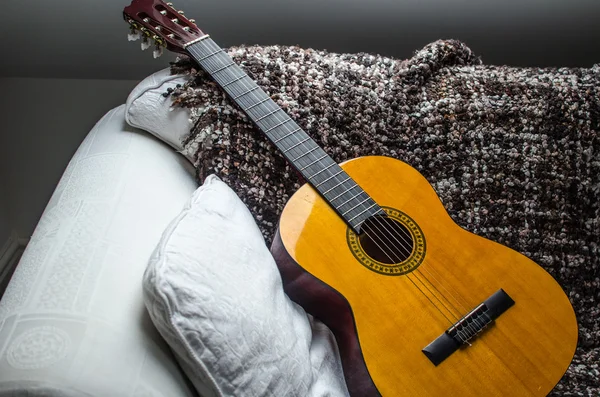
0;104;199;396
0;66;347;396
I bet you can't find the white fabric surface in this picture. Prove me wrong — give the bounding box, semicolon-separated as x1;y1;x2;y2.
143;175;350;397
125;68;192;154
0;105;199;397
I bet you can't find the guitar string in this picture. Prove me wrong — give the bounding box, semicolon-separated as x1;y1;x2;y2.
190;44;477;335
360;218;461;321
354;213;483;339
190;43;468;330
359;210;477;318
345;208;485;334
357;214;485;333
189;43;478;333
361;215;485;333
359;217;483;339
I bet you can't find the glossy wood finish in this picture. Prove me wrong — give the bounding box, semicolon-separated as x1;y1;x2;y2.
275;155;578;396
124;0;204;53
272;231;381;396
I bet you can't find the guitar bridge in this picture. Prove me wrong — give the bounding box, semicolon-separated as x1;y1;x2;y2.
422;289;515;366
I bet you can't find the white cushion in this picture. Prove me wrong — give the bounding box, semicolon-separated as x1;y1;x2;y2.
0;105;198;396
143;175;349;397
125;68;193;154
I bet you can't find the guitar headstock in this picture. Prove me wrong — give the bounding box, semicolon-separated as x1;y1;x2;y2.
123;0;205;58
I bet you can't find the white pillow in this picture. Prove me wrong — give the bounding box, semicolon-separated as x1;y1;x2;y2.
143;175;349;397
125;68;192;155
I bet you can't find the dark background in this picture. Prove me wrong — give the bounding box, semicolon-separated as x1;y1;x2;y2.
1;0;599;80
0;0;598;249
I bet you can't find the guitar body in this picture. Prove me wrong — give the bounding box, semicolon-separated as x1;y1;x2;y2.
272;155;578;396
122;5;578;393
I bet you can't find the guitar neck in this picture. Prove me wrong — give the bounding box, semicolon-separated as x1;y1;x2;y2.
186;37;383;232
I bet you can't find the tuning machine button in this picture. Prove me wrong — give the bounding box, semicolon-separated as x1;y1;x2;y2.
141;36;151;50
153;44;164;58
128;27;141;41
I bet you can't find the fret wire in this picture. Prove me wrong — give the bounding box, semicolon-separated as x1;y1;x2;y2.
196;42;269;117
348;202;378;222
222;74;247;87
255;108;281;122
329;183;360;202
195;49;241;82
232;86;260;100
283;137;311;153
300;154;328;171
195;44;226;64
236;93;263;109
211;62;237;74
316;170;345;189
264;119;291;132
244;97;271;110
341;196;372;216
290;146;319;162
310;163;336;179
274;128;302;143
334;189;365;206
206;65;238;83
321;176;351;194
197;48;223;62
190;38;384;233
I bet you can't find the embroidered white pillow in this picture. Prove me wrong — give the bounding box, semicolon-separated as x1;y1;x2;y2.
142;175;349;397
125;68;193;155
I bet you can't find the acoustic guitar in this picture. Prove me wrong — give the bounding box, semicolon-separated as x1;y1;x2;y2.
123;1;578;395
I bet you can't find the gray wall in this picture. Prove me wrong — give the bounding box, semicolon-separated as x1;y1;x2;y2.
0;77;140;240
1;0;599;81
0;0;598;241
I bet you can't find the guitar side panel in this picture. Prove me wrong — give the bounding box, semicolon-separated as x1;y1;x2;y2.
271;229;381;397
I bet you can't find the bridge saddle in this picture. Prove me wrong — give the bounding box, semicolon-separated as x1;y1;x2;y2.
422;289;515;366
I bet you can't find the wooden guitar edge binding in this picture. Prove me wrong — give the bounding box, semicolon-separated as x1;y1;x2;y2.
271;228;381;397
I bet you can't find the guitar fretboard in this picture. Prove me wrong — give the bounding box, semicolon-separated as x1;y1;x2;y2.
187;38;384;232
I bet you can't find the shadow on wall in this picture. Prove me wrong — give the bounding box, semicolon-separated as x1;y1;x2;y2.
0;0;599;80
0;77;140;242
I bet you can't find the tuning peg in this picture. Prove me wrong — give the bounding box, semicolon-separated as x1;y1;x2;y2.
166;2;173;6
141;36;151;51
189;19;196;24
153;44;164;59
128;27;141;41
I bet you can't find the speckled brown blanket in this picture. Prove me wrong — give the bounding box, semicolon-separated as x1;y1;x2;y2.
167;40;599;395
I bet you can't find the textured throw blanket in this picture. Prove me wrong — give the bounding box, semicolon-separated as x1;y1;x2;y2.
167;40;599;395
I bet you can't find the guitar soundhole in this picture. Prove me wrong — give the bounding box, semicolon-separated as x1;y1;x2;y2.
359;215;414;264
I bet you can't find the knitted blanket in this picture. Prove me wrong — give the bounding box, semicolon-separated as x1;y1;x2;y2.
167;40;599;395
